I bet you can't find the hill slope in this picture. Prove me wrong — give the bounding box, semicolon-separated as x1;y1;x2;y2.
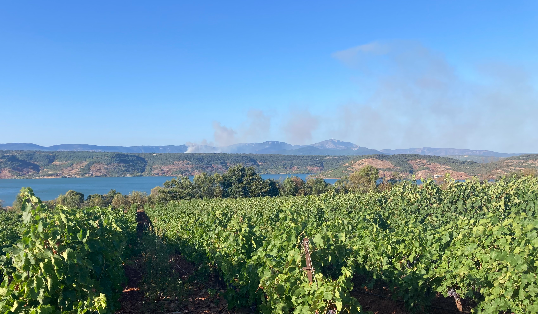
319;154;538;180
1;151;537;180
0;151;353;179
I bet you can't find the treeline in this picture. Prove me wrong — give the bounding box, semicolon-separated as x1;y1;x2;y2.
3;165;385;211
8;188;150;212
151;164;395;201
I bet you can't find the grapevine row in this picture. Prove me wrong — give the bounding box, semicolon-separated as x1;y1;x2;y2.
146;177;538;313
0;188;136;313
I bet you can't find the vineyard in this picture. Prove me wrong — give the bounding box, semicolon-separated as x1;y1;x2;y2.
0;177;538;313
146;177;538;313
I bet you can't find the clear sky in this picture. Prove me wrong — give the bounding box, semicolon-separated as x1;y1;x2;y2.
1;1;537;152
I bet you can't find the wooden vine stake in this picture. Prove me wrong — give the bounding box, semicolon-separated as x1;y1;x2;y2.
302;237;314;283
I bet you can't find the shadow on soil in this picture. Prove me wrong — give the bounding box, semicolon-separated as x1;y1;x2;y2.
350;271;476;314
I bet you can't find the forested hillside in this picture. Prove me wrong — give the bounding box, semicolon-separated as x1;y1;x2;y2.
0;151;351;179
1;150;538;180
319;154;538;180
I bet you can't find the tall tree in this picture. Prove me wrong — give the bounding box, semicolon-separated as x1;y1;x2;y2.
56;190;85;208
348;165;379;193
306;178;330;195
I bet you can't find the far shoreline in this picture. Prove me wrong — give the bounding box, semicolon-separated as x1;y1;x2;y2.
0;173;330;180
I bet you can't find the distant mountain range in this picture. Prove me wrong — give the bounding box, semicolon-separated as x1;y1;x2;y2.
182;140;382;155
0;140;525;157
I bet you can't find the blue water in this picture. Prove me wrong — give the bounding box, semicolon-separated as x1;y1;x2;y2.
0;174;335;206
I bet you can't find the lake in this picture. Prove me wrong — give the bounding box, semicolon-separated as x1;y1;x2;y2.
0;174;338;206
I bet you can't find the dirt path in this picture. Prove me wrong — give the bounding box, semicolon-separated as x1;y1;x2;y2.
116;210;236;314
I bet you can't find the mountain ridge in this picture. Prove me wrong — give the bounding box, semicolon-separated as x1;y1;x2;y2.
0;140;526;157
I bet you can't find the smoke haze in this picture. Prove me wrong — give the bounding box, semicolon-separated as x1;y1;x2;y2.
330;40;538;152
185;110;273;151
282;109;320;145
196;41;537;153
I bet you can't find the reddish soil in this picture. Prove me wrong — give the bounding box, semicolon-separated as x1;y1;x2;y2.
409;160;470;180
151;161;195;176
61;162;88;177
0;169;15;179
307;166;323;173
117;253;235;314
117;259;145;313
90;163;109;176
350;159;395;171
0;166;37;178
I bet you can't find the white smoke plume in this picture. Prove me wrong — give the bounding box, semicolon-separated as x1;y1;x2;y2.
185;139;220;153
212;122;237;147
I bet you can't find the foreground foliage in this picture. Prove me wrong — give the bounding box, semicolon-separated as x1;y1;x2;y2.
0;188;136;313
0;211;21;255
146;176;538;313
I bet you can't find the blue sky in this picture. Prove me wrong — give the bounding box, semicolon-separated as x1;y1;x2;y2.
1;1;537;152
